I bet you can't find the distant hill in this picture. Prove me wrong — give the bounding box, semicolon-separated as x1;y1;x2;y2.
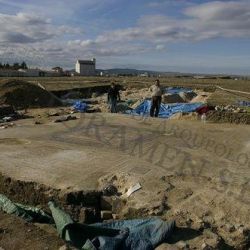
68;67;181;76
69;68;243;78
96;68;177;76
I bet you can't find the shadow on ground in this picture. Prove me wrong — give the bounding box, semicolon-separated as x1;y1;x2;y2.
167;227;202;243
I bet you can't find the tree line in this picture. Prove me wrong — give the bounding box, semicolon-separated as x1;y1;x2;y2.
0;62;28;70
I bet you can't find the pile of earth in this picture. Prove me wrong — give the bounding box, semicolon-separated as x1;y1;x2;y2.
206;110;250;124
162;91;198;104
162;93;185;103
121;87;199;104
0;80;62;109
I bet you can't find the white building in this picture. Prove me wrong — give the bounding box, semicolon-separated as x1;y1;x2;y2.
75;58;96;76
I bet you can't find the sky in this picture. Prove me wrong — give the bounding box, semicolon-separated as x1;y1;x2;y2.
0;0;250;74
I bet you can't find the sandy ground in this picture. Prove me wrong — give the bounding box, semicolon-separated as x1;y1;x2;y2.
0;211;65;250
0;111;250;249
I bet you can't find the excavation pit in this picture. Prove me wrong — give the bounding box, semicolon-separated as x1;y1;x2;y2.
0;112;250;249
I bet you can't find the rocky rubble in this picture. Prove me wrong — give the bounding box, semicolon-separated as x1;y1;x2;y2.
215;105;247;113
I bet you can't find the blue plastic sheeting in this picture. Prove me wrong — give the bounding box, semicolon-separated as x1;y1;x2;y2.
127;100;204;118
63;98;96;106
73;101;88;112
89;218;175;250
49;201;175;250
237;100;250;107
166;87;193;94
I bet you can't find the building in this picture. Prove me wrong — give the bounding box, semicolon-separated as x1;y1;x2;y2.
44;71;62;77
0;69;22;77
18;68;45;77
18;68;63;77
0;68;45;77
0;69;43;77
139;72;149;77
75;58;96;76
51;67;63;73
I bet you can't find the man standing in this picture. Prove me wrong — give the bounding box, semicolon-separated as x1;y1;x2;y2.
107;82;121;113
149;79;163;117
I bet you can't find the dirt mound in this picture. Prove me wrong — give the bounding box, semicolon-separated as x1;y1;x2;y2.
169;112;199;120
207;111;250;124
179;91;197;102
0;211;65;250
121;88;150;100
162;93;185;103
0;80;62;109
0;173;102;223
191;91;211;103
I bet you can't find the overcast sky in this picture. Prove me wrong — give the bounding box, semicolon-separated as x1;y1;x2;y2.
0;0;250;74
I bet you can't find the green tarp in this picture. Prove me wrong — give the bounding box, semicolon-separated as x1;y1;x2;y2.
0;194;52;223
0;195;175;250
49;202;175;250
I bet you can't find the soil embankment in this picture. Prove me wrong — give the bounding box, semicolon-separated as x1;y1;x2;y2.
0;80;62;109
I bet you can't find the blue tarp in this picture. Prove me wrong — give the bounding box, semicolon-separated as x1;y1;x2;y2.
49;201;175;250
73;101;88;112
89;218;175;250
127;100;204;118
237;100;250;107
166;87;193;94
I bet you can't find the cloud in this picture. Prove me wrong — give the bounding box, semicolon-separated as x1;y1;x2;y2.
0;1;250;70
184;1;250;38
148;0;191;8
0;13;64;44
0;0;119;22
89;1;250;46
67;37;148;57
2;33;36;44
156;44;165;50
0;12;85;46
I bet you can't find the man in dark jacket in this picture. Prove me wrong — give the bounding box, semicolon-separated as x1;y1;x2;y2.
107;83;121;113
